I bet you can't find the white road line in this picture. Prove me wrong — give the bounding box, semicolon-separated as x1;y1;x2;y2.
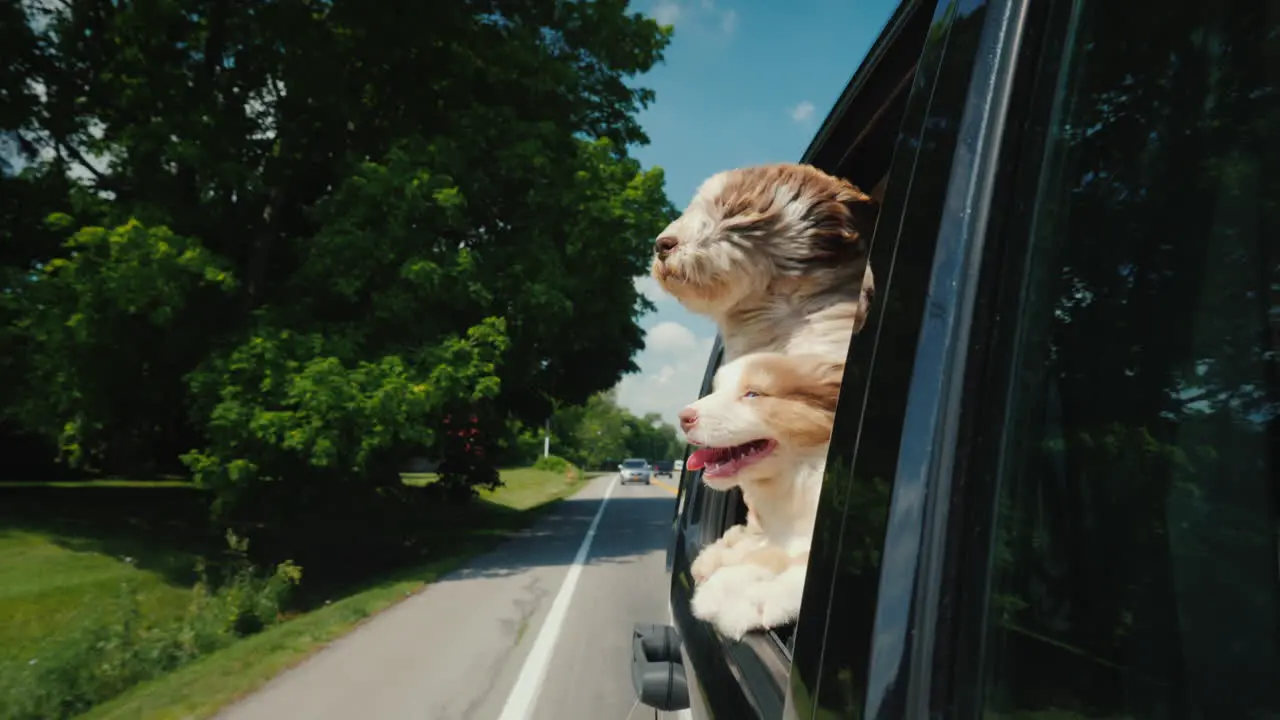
496;474;619;720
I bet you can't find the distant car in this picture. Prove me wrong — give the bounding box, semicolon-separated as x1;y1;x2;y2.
618;458;652;485
653;460;674;478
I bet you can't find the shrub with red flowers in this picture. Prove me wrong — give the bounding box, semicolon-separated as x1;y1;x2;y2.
434;409;501;503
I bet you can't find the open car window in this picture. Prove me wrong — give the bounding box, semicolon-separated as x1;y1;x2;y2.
787;0;1032;715
673;0;945;714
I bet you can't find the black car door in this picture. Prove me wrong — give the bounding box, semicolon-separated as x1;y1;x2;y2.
791;0;1280;717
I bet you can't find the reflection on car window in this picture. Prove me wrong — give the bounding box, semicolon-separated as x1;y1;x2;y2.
976;0;1280;716
787;2;993;716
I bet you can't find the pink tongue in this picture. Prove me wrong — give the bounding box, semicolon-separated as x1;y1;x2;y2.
686;448;718;471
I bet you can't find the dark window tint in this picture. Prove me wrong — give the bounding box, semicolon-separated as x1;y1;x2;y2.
787;1;996;716
975;0;1280;716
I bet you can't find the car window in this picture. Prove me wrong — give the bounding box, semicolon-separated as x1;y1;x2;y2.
785;0;989;715
952;0;1280;716
680;343;722;546
622;459;646;468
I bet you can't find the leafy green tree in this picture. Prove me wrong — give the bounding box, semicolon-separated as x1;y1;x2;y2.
14;216;235;474
548;389;683;469
0;0;676;528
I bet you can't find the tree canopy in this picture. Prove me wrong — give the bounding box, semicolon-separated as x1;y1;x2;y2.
0;0;678;525
547;389;685;470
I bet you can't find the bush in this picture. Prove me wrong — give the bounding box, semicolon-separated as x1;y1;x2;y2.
0;533;302;720
533;455;573;474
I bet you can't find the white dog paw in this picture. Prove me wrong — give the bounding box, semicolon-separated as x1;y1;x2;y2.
710;595;770;641
691;547;725;585
748;566;806;629
693;564;774;640
691;577;728;623
692;530;761;585
720;524;750;546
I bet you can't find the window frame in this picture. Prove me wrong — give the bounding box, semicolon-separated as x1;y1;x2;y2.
857;0;1034;715
668;1;948;717
922;0;1084;713
779;0;1040;716
670;0;1041;714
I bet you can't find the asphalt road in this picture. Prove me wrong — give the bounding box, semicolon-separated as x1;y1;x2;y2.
217;473;685;720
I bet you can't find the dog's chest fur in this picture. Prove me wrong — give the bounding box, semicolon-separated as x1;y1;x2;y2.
719;289;867;363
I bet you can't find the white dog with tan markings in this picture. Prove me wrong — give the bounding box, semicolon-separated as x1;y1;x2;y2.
678;351;843;640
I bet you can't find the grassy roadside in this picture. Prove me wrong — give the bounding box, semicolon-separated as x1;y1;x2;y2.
73;468;588;720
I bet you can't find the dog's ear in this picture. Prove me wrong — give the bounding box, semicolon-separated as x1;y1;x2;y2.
808;179;879;268
768;354;845;413
841;183;879;244
806;358;846;413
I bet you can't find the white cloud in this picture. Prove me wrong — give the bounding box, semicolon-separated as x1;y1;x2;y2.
720;9;738;35
652;0;682;25
647;320;699;354
616;326;715;436
636;274;675;310
790;100;817;124
617;276;719;433
647;0;735;37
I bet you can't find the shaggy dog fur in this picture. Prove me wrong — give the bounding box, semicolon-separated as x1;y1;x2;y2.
650;163;879;363
679;352;843;640
652;164;879;637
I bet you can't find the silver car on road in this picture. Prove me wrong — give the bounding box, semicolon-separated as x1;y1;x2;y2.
618;458;652;485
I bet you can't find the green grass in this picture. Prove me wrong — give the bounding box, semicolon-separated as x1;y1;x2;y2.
0;483;210;671
2;479;195;489
0;530;194;667
4;467;587;720
401;466;603;491
399;471;439;487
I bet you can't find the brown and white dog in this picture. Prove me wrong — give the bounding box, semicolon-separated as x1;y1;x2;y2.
650;163;878;363
652;164;877;636
678;351;843;640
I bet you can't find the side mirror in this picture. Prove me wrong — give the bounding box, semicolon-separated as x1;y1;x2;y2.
631;623;689;711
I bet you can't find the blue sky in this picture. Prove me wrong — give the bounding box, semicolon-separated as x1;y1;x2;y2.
614;0;899;431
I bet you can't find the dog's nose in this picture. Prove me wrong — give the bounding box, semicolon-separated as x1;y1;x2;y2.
678;407;697;432
655;235;679;258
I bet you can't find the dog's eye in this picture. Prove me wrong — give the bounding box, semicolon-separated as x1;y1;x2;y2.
743;390;760;399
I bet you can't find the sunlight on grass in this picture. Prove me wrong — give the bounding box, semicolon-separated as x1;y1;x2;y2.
399;472;438;487
0;530;194;666
480;467;583;510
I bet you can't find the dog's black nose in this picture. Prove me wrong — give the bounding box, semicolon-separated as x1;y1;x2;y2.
655;235;679;258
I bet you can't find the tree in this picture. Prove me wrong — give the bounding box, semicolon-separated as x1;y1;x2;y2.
0;0;676;540
547;389;683;470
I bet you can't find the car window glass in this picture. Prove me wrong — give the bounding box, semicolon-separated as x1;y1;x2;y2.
682;346;723;542
786;1;995;715
969;0;1280;716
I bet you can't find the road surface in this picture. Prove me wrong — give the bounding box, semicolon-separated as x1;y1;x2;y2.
217;473;686;720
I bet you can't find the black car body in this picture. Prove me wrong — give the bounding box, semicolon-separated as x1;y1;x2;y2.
654;460;675;478
634;0;1280;718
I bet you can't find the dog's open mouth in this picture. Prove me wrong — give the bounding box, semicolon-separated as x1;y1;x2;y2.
685;439;777;478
